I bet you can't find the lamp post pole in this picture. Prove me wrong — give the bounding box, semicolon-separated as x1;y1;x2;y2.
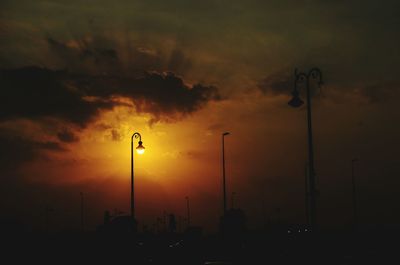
351;158;358;227
80;192;84;232
131;132;145;224
305;70;317;230
231;192;236;209
288;68;323;230
222;132;230;215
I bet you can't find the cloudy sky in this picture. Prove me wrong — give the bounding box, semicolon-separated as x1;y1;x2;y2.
1;0;399;232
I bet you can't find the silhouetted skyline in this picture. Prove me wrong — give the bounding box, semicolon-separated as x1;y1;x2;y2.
1;0;400;235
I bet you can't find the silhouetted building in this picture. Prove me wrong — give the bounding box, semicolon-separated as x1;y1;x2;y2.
219;208;246;239
103;210;111;225
168;214;177;233
97;211;137;234
184;226;203;240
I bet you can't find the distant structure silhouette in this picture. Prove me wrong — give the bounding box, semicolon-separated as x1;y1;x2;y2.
219;208;246;240
168;214;177;233
97;210;137;234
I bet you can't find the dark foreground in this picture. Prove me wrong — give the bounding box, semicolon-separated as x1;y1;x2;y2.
2;227;399;264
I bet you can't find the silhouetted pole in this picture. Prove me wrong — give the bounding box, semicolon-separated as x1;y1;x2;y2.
44;206;54;233
351;158;358;227
45;206;49;233
131;132;145;224
80;192;84;232
288;68;323;230
305;163;310;225
185;196;190;227
222;132;230;214
276;207;281;224
163;211;167;231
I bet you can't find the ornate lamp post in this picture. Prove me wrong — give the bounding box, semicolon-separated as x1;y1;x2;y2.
288;68;323;230
131;132;145;224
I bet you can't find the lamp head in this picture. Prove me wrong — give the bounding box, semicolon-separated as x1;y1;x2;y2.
223;132;230;136
136;140;145;155
288;90;304;108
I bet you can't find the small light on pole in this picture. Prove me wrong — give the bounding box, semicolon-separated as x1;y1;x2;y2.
136;140;145;155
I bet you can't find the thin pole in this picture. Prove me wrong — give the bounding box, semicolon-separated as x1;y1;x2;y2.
351;159;358;227
186;196;190;227
131;136;134;220
305;163;310;225
222;134;227;214
231;192;236;209
80;192;84;232
163;211;167;231
306;75;317;229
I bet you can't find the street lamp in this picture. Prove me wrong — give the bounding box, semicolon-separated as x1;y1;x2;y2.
288;68;323;230
131;132;145;224
222;132;230;215
351;158;358;227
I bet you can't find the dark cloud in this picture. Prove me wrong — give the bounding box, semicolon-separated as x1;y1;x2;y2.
57;129;79;143
258;70;293;95
75;71;221;120
0;65;220;126
0;66;114;126
167;49;192;74
111;129;121;141
47;37;120;73
207;123;223;131
0;128;65;171
46;36;192;76
258;69;325;99
359;83;398;104
185;150;204;160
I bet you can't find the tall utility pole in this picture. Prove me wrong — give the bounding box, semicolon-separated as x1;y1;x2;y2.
185;196;190;227
222;132;230;215
351;158;358;227
80;192;84;232
231;192;236;209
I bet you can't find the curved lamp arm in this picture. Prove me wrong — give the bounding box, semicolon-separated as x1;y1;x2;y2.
294;67;323;93
132;132;142;142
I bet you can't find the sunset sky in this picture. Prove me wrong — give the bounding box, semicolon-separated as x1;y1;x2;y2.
1;0;400;233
